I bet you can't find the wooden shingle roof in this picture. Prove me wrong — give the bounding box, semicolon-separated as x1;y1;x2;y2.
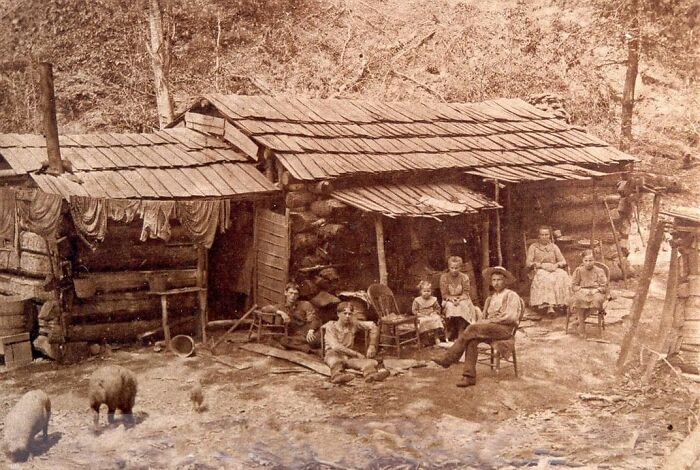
195;94;636;182
0;129;276;200
331;182;501;218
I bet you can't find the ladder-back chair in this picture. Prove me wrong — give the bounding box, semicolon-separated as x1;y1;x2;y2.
367;284;421;357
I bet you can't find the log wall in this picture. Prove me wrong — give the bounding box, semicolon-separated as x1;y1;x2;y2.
66;219;201;343
508;176;633;282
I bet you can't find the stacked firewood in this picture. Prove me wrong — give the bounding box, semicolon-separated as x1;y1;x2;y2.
528;93;571;123
286;185;352;307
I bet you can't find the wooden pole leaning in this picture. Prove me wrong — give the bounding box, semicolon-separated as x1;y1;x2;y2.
616;219;665;373
374;215;388;285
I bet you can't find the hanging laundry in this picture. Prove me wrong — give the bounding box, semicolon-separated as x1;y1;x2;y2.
139;200;175;242
17;190;63;239
176;200;221;248
219;199;231;234
70;196;108;241
107;199;141;224
0;187;16;243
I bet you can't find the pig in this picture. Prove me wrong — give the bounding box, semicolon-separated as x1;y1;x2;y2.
88;365;137;430
2;390;51;462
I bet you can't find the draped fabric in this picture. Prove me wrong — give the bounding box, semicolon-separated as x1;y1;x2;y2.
69;196;108;241
66;195;227;247
17;190;63;239
0;188;16;242
138;201;176;242
176;200;221;248
107;199;140;224
219;199;231;234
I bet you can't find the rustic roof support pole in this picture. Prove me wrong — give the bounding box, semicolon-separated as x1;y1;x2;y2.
641;238;680;381
590;181;598;261
505;185;514;269
616;193;664;373
480;213;490;301
38;62;64;175
374;215;388;285
603;198;628;287
494;180;503;266
196;244;208;343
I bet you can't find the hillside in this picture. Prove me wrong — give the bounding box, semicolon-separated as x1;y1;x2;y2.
0;0;698;190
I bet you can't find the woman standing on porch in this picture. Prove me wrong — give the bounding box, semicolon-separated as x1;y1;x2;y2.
440;256;480;340
526;226;571;315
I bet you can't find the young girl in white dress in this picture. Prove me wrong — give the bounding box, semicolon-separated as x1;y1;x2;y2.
412;280;445;345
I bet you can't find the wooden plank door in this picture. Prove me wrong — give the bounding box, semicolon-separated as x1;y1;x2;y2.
254;208;290;307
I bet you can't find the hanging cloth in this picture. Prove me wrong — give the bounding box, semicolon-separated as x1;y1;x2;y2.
17;190;63;239
176;200;221;248
219;199;231;233
138;200;175;242
107;199;141;224
70;196;108;241
0;187;16;242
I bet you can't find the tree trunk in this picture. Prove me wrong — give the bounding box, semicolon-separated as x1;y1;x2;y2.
148;0;174;129
620;0;640;151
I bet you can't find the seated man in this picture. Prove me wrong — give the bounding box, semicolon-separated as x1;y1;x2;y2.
260;282;321;353
324;302;390;384
434;266;522;387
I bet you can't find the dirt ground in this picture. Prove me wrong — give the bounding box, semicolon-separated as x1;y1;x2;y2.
2;272;700;469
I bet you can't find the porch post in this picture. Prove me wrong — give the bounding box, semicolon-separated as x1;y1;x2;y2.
494;180;503;266
374;215;388;285
480;213;490;300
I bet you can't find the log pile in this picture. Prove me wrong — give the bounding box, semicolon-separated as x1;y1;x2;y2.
287;187;353;307
528;93;571;123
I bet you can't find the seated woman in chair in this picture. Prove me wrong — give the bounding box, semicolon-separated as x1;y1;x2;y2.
526;226;571;315
440;256;480;340
570;250;607;337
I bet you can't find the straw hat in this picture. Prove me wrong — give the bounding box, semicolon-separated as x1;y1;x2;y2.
482;266;516;285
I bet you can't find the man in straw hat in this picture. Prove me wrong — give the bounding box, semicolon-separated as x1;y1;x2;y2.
434;266;523;387
323;302;389;384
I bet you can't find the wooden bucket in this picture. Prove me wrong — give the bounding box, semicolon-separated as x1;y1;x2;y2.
681;319;700;346
0;296;28;339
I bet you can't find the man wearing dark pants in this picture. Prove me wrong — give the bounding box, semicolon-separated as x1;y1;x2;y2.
434;266;522;387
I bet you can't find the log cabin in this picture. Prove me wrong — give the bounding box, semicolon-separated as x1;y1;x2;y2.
0;127;277;359
173;94;638;316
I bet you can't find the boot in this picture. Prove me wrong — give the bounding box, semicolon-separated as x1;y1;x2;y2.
331;373;355;384
456;376;476;387
365;369;390;383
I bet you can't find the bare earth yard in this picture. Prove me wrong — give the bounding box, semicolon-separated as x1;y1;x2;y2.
2;274;699;470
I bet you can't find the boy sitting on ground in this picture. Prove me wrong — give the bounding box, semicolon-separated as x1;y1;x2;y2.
324;302;390;384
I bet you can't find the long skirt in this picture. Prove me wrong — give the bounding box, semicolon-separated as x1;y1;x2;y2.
443;298;480;324
570;289;605;310
529;268;570;307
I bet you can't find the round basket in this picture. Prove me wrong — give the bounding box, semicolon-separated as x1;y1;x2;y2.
148;274;169;293
577;238;600;248
171;335;195;357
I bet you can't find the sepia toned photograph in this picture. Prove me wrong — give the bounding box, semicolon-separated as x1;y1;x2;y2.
0;0;699;468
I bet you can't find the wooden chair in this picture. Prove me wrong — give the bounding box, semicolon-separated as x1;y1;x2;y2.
367;284;421;357
565;262;611;336
476;297;526;377
319;322;369;359
247;309;289;342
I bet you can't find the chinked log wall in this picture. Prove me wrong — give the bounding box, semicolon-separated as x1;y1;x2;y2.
511;176;629;277
67;220;200;342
